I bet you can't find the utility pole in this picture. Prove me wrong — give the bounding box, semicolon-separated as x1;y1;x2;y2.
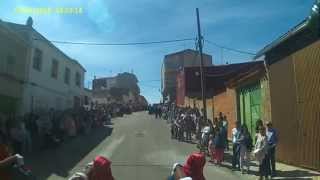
196;8;207;122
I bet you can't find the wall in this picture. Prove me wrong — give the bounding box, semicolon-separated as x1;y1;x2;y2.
182;51;212;67
162;50;212;102
292;40;320;170
0;23;28;114
123;91;135;104
93;77;117;91
213;88;236;139
176;71;185;106
184;97;214;123
269;55;300;166
269;40;320;170
260;76;272;123
21;31;85;114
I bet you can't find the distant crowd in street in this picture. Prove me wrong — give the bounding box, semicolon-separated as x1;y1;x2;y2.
150;103;278;180
0;102;144;180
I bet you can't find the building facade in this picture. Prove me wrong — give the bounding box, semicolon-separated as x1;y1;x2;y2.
254;3;320;170
177;62;265;139
0;20;29;115
161;49;212;103
92;76;117;91
92;73;145;107
2;17;86;114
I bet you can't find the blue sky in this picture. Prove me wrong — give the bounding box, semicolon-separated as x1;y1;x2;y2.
0;0;315;103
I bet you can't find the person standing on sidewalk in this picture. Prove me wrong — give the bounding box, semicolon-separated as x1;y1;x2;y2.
222;115;229;151
231;121;241;170
266;121;278;177
213;125;227;165
255;119;264;142
254;126;270;180
185;112;193;142
238;125;253;174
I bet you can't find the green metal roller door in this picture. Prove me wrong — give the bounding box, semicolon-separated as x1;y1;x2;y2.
238;83;262;140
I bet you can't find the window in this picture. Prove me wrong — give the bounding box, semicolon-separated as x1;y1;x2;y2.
75;72;81;87
64;67;70;84
73;96;81;108
33;48;42;71
84;96;89;105
6;55;15;74
51;59;58;79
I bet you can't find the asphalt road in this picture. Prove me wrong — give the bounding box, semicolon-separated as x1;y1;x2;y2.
28;111;253;180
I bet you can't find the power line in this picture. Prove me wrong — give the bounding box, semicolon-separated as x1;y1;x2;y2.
33;37;255;56
33;38;196;46
204;39;257;56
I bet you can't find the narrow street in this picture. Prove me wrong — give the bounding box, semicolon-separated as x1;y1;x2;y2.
27;112;253;180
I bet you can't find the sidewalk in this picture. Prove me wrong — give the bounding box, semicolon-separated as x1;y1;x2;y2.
205;149;320;180
165;121;320;179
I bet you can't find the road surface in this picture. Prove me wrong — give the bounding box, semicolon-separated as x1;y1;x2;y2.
27;111;253;180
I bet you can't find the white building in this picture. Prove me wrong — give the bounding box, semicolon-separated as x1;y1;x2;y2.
0;19;29;116
92;76;117;91
3;17;86;114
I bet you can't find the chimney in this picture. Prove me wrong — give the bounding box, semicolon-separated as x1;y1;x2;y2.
26;17;33;27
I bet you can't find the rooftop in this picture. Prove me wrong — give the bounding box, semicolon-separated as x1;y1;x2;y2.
254;2;320;64
164;49;212;58
183;61;264;97
2;18;86;72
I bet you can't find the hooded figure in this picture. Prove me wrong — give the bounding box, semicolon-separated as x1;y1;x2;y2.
88;156;114;180
183;152;206;180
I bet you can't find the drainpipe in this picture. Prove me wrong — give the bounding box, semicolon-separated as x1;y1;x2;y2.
262;57;272;122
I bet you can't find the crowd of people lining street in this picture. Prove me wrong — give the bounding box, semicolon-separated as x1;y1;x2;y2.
151;103;278;180
0;103;144;180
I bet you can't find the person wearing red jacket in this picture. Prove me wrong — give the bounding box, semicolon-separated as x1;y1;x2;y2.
182;152;206;180
88;156;114;180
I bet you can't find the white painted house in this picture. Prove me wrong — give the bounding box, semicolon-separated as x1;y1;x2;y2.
4;17;86;114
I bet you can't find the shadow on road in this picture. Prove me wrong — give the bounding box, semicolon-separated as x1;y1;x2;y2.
276;169;320;179
26;126;113;180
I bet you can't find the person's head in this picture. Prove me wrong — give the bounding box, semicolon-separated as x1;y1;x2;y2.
223;115;227;120
256;119;263;127
219;112;223;117
171;163;185;179
258;126;266;136
266;121;273;129
88;156;114;180
235;121;241;128
241;125;248;134
183;152;206;180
